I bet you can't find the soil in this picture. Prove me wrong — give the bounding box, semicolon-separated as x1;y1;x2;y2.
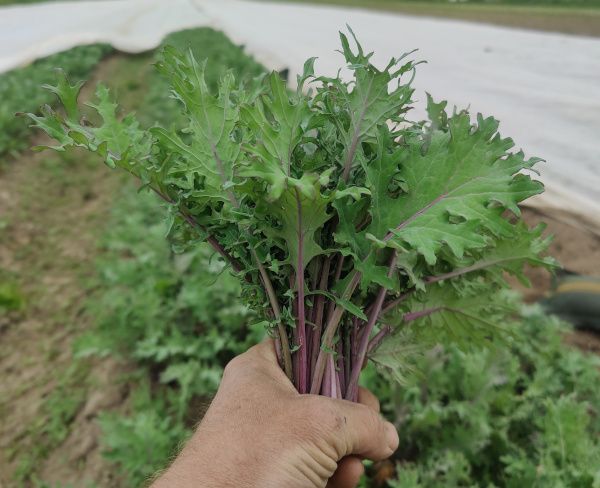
0;53;152;487
516;206;600;302
517;206;600;354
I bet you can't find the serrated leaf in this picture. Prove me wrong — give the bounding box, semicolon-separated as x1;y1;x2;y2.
362;113;543;265
265;175;331;273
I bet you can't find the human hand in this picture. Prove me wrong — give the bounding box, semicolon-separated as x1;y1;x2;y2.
151;340;398;488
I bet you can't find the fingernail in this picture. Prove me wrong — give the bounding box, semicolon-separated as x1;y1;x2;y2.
384;422;399;452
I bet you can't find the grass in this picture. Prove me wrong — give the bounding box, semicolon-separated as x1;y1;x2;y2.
265;0;600;36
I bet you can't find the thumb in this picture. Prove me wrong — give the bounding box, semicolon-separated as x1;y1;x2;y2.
326;399;399;461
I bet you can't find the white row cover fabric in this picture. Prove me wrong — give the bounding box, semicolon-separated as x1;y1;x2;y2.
0;0;210;70
1;0;599;226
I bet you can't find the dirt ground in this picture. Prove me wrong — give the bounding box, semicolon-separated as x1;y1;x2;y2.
0;54;151;487
0;53;599;486
519;206;600;300
519;206;600;352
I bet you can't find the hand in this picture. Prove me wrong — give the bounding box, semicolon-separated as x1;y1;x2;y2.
151;340;399;488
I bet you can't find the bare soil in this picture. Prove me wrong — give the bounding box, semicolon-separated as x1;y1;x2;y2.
516;206;600;301
519;206;600;354
0;53;151;487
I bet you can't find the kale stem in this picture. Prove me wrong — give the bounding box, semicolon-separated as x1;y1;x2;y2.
345;252;397;401
294;189;308;393
251;247;293;382
333;358;342;399
325;253;345;325
381;289;414;316
367;324;392;355
403;307;442;322
150;186;244;273
350;317;359;376
337;339;346;398
151;185;294;382
321;356;332;396
310;270;360;394
310;256;331;388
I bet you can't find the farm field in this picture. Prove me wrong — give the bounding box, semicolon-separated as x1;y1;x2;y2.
1;23;600;488
265;0;600;37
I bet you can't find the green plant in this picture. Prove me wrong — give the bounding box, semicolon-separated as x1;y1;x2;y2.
139;28;265;129
98;384;189;486
27;28;555;399
77;189;262;417
382;308;600;487
0;43;111;158
0;278;24;312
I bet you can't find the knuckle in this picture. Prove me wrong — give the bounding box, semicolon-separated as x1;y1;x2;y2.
355;402;377;424
299;396;342;435
222;354;247;379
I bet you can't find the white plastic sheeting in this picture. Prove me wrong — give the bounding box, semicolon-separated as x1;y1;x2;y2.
1;0;599;223
0;0;210;71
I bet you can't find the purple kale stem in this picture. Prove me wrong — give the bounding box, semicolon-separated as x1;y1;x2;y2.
290;274;300;390
334;363;342;400
367;324;392;355
345;253;397;401
381;290;414;316
403;307;442;322
424;259;510;284
150;187;244;273
306;260;320;384
306;310;314;388
326;254;345;323
341;102;369;183
310;270;361;394
322;356;332;397
325;354;340;399
344;330;351;393
294;188;308;394
256;255;293;382
366;309;441;360
310;256;331;385
337;340;346;398
350;317;359;379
